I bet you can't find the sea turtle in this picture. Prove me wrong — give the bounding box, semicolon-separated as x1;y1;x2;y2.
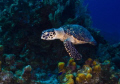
41;24;97;60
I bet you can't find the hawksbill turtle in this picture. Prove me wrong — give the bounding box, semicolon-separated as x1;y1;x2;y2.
41;24;97;60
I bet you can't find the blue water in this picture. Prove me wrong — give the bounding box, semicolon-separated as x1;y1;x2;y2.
84;0;120;44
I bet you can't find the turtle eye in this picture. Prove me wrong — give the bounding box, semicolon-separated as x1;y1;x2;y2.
43;36;45;38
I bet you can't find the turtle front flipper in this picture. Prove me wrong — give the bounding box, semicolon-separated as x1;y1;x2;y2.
63;39;82;60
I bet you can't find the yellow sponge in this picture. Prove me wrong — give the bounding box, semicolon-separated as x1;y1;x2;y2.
83;65;92;73
71;62;76;66
66;78;74;84
93;64;101;73
92;60;97;66
69;58;74;65
58;62;65;70
86;73;92;81
78;73;86;81
87;58;92;61
76;77;82;83
66;74;73;79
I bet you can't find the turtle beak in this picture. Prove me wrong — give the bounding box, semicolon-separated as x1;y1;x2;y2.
41;31;45;40
41;35;43;39
41;33;44;40
41;35;45;40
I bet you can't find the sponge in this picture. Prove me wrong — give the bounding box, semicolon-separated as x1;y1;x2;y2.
58;62;65;70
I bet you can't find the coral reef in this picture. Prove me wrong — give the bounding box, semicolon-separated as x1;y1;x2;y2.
58;58;120;84
0;70;14;84
0;0;96;74
0;0;119;83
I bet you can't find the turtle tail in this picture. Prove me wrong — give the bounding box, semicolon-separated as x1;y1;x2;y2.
63;40;82;60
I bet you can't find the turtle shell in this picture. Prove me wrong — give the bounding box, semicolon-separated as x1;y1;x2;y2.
61;24;95;43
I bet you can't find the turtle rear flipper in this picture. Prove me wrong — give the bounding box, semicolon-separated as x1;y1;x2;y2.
63;40;82;60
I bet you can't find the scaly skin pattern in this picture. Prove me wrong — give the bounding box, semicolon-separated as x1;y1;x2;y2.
41;24;97;60
63;40;82;60
61;24;96;45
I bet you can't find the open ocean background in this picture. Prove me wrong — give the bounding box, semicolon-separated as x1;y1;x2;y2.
84;0;120;44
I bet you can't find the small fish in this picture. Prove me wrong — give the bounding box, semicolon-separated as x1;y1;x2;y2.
58;72;63;76
48;74;52;77
48;72;63;77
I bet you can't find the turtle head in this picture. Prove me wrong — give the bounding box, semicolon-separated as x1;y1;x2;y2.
41;28;56;40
